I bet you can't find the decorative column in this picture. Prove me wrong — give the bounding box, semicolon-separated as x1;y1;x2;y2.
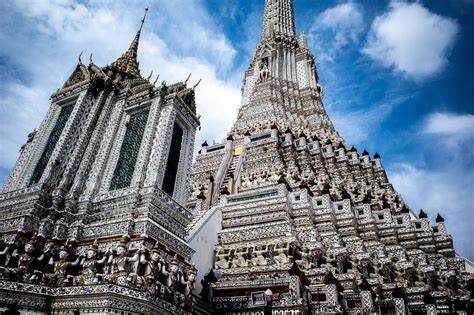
204;176;214;210
435;213;447;235
426;304;437;315
394;298;407;315
130;95;163;188
393;286;407;315
418;209;431;231
143;104;176;188
82;98;126;198
227;173;234;195
359;280;374;312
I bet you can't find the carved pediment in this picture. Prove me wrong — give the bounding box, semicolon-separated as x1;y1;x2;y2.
62;63;89;89
255;42;274;60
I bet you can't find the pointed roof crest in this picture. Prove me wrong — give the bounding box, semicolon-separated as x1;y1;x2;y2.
110;7;149;78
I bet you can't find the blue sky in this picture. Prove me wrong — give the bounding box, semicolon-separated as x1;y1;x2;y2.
0;0;472;259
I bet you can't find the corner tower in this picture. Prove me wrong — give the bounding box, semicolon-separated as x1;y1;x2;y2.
0;8;203;314
187;1;473;314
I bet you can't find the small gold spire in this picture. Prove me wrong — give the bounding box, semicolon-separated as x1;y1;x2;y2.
193;79;202;90
147;70;153;81
153;74;160;85
184;73;192;84
78;51;83;64
110;6;149;78
140;7;149;33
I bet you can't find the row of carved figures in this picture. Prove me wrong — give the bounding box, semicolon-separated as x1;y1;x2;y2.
0;233;197;311
214;242;470;297
215;242;292;269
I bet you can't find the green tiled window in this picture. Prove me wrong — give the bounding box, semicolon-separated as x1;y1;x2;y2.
30;104;73;185
162;122;184;196
109;109;149;190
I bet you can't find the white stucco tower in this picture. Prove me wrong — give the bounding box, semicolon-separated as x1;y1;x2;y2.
0;8;205;314
187;0;473;314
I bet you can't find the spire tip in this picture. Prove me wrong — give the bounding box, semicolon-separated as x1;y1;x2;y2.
140;6;149;32
193;79;202;90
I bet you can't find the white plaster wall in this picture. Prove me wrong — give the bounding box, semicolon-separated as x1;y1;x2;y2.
463;257;474;274
187;207;222;294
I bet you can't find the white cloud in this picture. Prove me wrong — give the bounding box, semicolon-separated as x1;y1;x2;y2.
0;84;50;167
311;2;364;57
388;112;474;260
421;112;474;149
389;162;474;260
0;0;241;179
363;1;458;79
423;112;474;135
317;2;364;37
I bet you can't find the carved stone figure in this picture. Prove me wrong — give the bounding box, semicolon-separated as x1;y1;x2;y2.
0;234;46;283
231;248;248;268
259;60;270;83
215;249;230;270
273;242;290;267
183;264;197;311
44;242;81;287
75;240;108;285
251;245;269;266
105;237;140;286
162;254;181;302
295;245;313;270
139;242;165;293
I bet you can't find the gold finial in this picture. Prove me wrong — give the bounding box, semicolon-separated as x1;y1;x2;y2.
153;74;160;85
110;6;148;77
193;78;202;90
140;7;149;33
184;73;192;84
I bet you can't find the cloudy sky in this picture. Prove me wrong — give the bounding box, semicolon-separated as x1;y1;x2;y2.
0;0;472;259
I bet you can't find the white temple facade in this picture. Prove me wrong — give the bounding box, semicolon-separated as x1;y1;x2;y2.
0;1;472;314
186;0;474;314
0;8;206;314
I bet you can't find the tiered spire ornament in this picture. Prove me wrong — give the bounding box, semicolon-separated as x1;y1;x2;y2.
261;0;296;40
110;7;149;78
299;31;308;49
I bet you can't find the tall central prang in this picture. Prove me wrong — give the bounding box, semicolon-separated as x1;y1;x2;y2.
187;0;473;314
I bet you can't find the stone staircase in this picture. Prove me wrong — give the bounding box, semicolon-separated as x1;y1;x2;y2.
219;154;240;194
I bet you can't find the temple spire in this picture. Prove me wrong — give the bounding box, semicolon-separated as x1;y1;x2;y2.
110;7;149;78
261;0;296;41
299;31;307;49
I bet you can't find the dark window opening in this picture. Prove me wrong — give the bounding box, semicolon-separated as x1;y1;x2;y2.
251;133;271;142
397;218;403;224
162;122;184;196
378;214;384;220
311;293;326;302
109;109;149;191
347;300;362;308
294;195;301;201
338;205;343;210
30;104;74;185
415;223;421;229
316;200;322;206
207;145;224;153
